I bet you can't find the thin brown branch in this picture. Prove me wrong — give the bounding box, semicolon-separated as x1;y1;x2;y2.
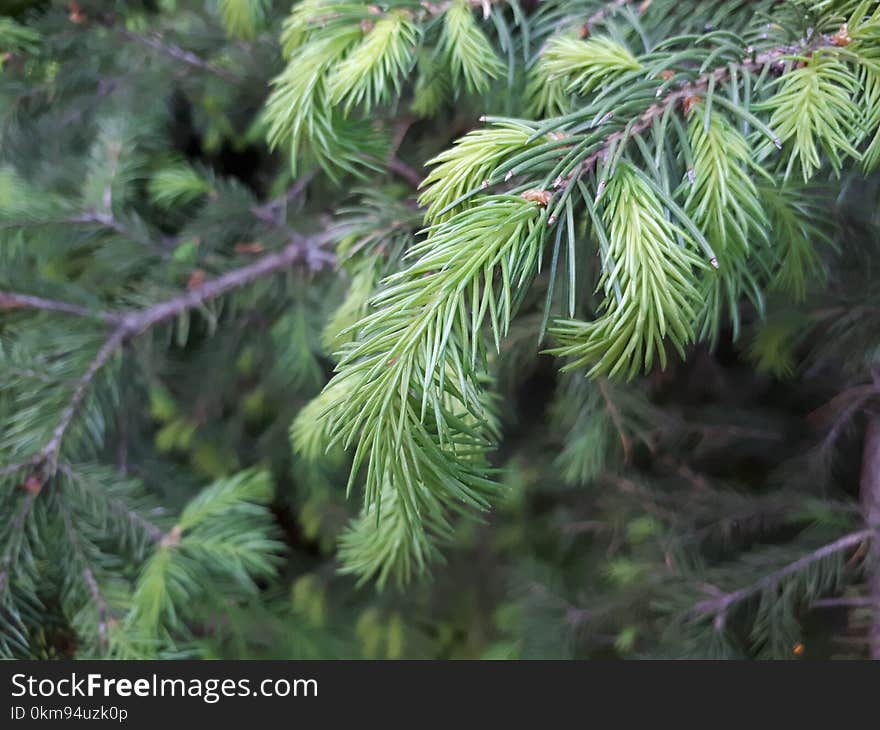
813;596;875;608
691;529;875;630
809;383;880;456
0;210;174;256
388;157;424;188
0;459;38;479
119;235;334;339
1;211;124;233
0;292;123;325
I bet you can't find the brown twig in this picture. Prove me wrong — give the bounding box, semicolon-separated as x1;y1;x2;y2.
813;596;875;608
387;157;424;188
0;292;123;325
251;174;317;224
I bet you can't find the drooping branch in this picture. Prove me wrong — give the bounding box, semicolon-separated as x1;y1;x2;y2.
691;529;875;630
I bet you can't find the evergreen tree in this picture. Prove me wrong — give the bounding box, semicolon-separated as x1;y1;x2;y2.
2;0;880;659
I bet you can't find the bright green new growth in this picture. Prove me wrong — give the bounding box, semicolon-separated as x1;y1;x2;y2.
548;164;706;379
863;68;880;170
685;106;770;344
534;34;641;98
264;27;370;179
440;0;505;94
327;12;420;113
124;469;281;652
527;35;642;116
218;0;270;39
759;51;862;181
323;197;543;536
265;0;510;179
148;162;214;209
418;122;539;222
338;484;449;588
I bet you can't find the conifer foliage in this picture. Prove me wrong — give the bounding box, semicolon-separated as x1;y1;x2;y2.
3;0;880;658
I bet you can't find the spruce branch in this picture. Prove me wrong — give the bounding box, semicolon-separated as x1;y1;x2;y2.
691;529;875;630
38;328;128;476
528;32;854;213
1;233;334;479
